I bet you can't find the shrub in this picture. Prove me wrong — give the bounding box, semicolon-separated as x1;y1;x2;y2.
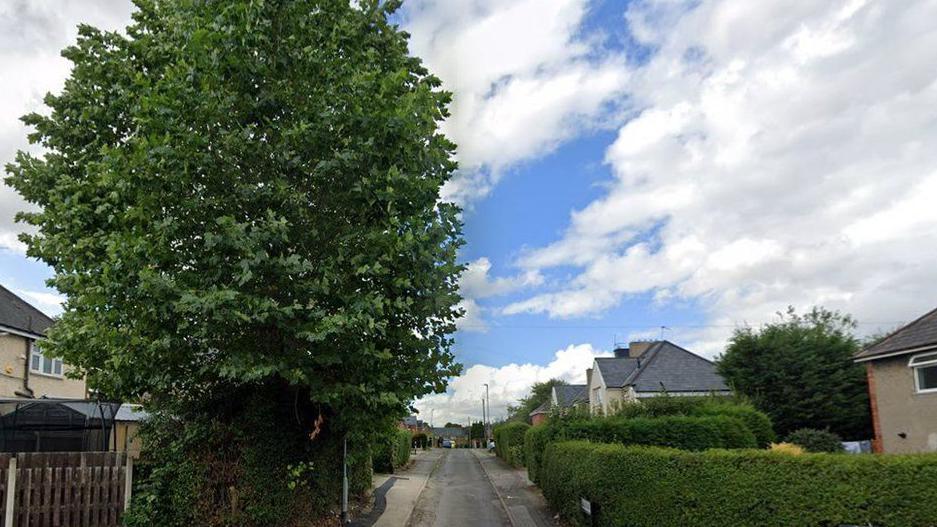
786;428;845;453
373;429;412;473
613;397;776;448
540;441;937;527
696;401;776;448
412;432;428;449
770;442;805;455
525;415;756;484
524;425;555;484
494;422;530;467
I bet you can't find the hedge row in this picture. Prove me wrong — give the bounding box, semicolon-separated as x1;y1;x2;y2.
541;441;937;527
373;429;412;473
614;397;776;447
493;422;529;467
525;415;756;484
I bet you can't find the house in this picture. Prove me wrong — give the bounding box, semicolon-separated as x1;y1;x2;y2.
529;384;588;426
854;307;937;454
587;340;730;414
430;426;467;447
0;285;86;399
402;415;427;433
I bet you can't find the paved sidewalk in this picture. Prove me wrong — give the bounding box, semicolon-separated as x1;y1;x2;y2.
472;450;559;527
366;448;443;527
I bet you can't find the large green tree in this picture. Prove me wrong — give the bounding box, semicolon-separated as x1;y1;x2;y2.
717;307;871;440
5;0;463;524
507;379;567;423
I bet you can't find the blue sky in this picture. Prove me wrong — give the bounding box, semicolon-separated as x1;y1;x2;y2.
3;0;937;423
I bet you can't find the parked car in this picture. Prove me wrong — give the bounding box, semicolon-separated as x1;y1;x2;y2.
442;439;452;448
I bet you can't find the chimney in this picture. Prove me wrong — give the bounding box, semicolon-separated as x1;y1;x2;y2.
628;341;654;358
613;345;629;358
586;368;593;387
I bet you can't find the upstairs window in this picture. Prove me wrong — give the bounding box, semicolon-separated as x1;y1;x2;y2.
30;342;63;377
909;352;937;393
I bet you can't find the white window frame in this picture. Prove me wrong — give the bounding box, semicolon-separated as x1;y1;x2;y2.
29;341;64;378
909;352;937;394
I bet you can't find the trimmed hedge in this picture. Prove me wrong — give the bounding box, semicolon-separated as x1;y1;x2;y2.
494;422;530;467
615;397;776;448
373;429;412;473
541;441;937;527
525;415;756;484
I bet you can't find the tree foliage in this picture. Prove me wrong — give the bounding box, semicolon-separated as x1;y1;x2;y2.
5;0;463;523
717;307;871;440
507;378;566;423
469;420;485;440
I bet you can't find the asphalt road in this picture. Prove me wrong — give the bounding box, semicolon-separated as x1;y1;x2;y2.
408;448;512;527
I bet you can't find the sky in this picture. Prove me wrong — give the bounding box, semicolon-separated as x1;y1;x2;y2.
2;0;937;426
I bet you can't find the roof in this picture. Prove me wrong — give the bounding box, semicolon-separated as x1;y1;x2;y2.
855;307;937;361
0;284;54;337
594;357;641;387
115;403;149;422
529;400;551;416
431;427;467;437
553;384;588;407
594;341;730;393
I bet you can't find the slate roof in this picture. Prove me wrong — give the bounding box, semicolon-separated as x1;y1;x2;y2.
0;284;54;337
431;427;467;438
529;400;551;416
553;384;588;407
594;357;640;387
855;306;937;361
594;341;730;393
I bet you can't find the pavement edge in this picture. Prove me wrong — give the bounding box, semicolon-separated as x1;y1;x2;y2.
471;449;518;527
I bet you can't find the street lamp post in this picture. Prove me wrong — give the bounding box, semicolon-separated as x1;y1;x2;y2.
483;383;490;442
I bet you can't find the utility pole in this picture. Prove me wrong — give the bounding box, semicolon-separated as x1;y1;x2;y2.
341;436;349;524
483;383;490;443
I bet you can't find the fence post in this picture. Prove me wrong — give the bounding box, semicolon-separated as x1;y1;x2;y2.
123;454;133;512
4;457;16;527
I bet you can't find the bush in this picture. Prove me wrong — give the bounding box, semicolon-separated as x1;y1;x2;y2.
614;397;776;448
696;401;776;448
412;432;428;449
786;428;844;453
525;415;756;484
494;422;530;467
373;429;412;473
540;441;937;527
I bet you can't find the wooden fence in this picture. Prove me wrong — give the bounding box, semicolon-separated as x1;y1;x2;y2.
0;452;132;527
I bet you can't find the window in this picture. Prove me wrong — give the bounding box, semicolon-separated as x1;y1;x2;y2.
909;352;937;393
30;342;63;377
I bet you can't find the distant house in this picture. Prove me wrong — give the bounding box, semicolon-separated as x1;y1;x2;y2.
588;341;730;414
402;415;427;433
529;384;588;426
430;426;467;446
854;307;937;453
0;285;86;399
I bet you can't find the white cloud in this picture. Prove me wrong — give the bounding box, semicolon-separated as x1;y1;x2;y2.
507;0;937;349
461;257;543;299
413;343;609;425
16;289;65;317
403;0;630;204
0;1;135;253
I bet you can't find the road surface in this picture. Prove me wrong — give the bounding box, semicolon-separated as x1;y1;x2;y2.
408;448;512;527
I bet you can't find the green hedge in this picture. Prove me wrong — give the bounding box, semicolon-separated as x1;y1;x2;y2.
615;397;776;448
525;415;756;484
494;422;530;467
541;441;937;527
373;429;412;473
